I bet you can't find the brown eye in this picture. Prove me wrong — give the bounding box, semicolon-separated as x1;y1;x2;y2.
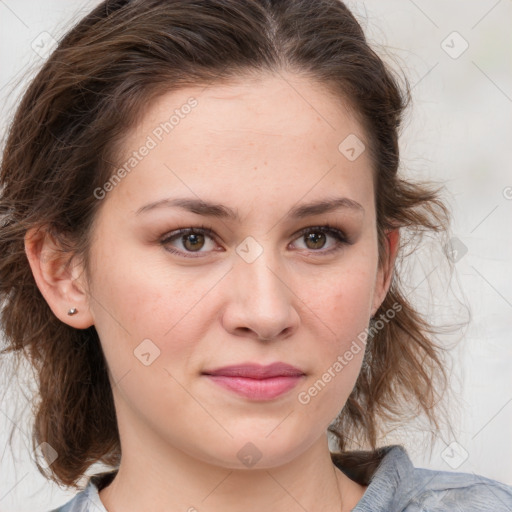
181;232;205;251
292;225;349;254
160;227;218;257
303;231;327;250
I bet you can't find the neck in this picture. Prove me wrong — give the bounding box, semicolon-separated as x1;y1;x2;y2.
98;426;367;512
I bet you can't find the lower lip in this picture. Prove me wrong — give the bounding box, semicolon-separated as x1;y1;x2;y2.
204;375;304;400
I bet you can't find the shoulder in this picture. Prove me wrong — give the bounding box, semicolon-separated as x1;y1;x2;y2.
406;465;512;511
337;444;512;512
45;483;102;512
45;471;115;512
46;487;94;512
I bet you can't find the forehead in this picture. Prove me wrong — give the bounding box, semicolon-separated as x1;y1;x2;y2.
130;72;360;143
105;72;374;218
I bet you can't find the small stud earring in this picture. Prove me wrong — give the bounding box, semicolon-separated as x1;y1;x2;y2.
67;307;78;316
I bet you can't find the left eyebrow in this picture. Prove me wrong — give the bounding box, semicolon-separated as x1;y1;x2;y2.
284;197;364;220
135;196;364;220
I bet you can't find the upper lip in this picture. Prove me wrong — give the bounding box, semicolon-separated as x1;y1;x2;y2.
202;362;305;379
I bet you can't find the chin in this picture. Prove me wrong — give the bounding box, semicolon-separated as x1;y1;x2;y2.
192;430;316;471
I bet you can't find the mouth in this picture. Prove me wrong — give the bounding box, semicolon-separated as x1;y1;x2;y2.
202;362;306;401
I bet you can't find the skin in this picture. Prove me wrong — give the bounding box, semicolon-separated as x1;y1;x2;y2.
25;71;399;512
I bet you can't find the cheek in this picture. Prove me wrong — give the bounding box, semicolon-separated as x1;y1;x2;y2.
310;275;371;370
87;240;221;373
305;247;377;340
295;248;377;398
87;253;214;427
324;269;374;316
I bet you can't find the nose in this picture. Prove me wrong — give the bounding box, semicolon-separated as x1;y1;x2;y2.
221;247;300;342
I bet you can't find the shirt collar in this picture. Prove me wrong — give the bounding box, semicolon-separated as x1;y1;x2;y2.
341;444;417;511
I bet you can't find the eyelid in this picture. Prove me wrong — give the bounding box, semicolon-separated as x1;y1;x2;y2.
159;225;218;255
159;223;351;257
293;224;350;244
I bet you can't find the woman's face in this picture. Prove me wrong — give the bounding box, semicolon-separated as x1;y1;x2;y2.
82;72;393;469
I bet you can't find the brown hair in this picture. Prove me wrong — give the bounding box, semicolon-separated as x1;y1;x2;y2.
0;0;457;489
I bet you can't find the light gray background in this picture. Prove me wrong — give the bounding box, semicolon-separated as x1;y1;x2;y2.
0;1;511;510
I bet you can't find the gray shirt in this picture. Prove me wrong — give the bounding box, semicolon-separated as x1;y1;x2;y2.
49;444;512;511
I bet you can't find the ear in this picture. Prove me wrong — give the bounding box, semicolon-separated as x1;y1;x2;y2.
371;228;400;317
24;227;94;329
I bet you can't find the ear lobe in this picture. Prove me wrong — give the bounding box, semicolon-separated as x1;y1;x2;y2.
371;228;400;316
24;227;94;329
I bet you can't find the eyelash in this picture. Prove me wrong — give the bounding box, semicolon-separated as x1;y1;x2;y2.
159;223;351;258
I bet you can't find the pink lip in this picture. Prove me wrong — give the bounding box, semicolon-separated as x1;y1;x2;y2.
202;363;305;400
